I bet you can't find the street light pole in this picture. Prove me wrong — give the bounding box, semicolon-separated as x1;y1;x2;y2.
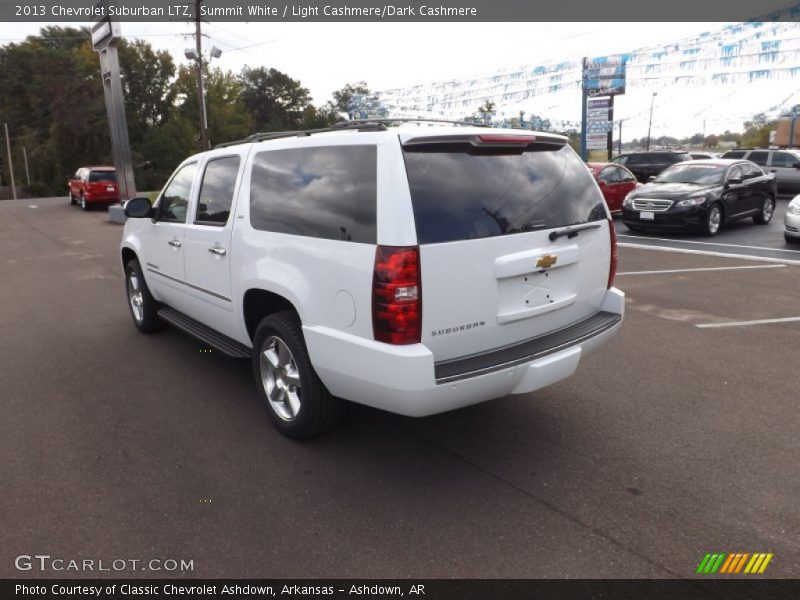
646;92;657;151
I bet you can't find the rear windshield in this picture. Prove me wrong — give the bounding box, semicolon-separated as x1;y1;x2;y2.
402;144;606;244
89;171;116;183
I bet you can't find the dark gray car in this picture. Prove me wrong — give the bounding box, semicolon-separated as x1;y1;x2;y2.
720;148;800;195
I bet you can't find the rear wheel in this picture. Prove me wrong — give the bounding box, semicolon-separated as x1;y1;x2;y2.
80;195;90;211
753;196;775;225
703;203;723;236
69;191;76;205
252;311;343;439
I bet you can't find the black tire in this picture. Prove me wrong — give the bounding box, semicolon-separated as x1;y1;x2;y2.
69;191;76;205
786;234;800;245
702;203;723;236
252;311;343;439
124;259;164;333
753;196;775;225
80;195;90;211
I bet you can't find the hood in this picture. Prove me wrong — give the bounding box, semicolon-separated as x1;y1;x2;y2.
632;182;720;198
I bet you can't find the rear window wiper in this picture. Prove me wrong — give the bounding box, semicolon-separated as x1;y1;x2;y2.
548;221;603;241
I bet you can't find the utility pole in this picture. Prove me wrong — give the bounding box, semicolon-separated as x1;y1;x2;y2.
3;123;17;200
22;146;30;185
195;0;209;151
646;92;657;151
618;120;622;155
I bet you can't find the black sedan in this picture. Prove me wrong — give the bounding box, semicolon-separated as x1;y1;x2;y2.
621;159;778;236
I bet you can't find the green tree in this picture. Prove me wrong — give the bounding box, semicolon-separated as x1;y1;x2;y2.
328;81;371;114
238;66;313;131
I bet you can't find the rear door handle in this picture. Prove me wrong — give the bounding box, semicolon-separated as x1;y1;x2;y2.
168;239;182;248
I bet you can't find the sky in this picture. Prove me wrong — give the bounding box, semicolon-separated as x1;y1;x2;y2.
1;21;797;139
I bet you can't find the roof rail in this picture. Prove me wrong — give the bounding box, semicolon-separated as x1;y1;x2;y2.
215;122;388;148
214;117;489;148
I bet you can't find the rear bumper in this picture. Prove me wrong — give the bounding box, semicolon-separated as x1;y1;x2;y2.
304;288;624;417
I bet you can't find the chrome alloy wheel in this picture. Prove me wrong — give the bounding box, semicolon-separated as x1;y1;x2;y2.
708;205;721;234
260;336;302;422
127;271;144;323
762;198;774;222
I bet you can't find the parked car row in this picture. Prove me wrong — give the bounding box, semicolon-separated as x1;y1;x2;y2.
68;166;119;210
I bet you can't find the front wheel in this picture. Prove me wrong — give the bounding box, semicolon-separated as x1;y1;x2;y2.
252;311;343;439
703;204;723;236
124;259;164;333
753;197;775;225
69;191;76;205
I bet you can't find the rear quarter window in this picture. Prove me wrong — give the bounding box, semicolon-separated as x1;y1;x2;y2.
249;145;377;243
402;143;606;244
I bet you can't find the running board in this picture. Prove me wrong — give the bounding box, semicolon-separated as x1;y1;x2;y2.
157;307;251;359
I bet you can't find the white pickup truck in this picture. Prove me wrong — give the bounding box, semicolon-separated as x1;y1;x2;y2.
121;122;624;438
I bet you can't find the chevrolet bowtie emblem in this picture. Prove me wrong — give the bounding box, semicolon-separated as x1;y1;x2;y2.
536;254;558;269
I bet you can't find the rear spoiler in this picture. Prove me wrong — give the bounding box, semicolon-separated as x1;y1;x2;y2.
402;133;567;150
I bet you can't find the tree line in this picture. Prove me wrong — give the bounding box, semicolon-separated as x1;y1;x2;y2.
0;26;370;196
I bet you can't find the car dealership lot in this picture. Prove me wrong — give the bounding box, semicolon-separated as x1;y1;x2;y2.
1;197;798;578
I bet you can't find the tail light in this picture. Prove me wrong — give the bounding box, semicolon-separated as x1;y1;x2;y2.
372;246;421;344
608;219;618;289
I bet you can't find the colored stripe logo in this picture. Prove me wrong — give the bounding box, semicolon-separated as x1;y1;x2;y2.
696;552;773;574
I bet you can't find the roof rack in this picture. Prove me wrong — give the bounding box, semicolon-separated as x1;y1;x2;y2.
214;117;489;149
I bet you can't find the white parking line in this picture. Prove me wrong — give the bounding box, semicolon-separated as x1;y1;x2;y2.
617;234;800;255
617;265;786;276
696;316;800;329
618;242;800;265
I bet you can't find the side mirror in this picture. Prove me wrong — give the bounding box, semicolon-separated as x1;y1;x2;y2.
727;177;743;186
123;197;153;218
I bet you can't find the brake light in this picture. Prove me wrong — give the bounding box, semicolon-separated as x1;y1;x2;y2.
608;219;618;289
475;134;536;146
372;246;421;345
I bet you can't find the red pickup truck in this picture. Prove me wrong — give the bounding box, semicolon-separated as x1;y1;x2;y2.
68;166;119;210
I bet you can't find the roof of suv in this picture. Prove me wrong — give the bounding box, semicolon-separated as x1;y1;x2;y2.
215;121;567;150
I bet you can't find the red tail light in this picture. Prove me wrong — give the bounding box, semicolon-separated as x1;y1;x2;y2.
372;246;421;345
608;219;618;289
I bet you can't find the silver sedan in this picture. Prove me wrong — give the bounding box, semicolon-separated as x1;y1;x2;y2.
785;195;800;244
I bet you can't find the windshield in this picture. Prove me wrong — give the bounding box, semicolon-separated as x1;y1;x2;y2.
654;164;725;185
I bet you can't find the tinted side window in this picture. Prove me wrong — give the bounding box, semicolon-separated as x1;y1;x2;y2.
250;146;377;243
676;153;692;162
727;166;743;181
742;163;762;178
612;155;628;165
723;151;745;159
650;153;673;162
160;163;197;223
747;151;768;166
598;167;620;183
196;156;240;225
625;154;647;165
771;152;798;168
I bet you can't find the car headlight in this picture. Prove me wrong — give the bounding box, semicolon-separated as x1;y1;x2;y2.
623;193;635;209
675;196;708;207
787;199;800;215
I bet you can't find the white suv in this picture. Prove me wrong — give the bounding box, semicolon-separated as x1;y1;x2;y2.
121;122;624;438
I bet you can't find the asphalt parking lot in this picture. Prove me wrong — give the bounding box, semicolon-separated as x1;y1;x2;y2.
1;197;798;579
